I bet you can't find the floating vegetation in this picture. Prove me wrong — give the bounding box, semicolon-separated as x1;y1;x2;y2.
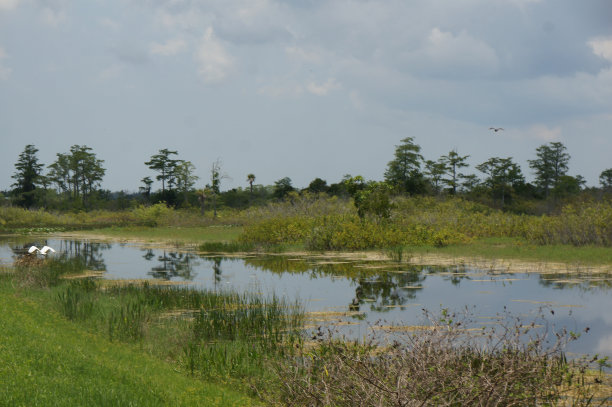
511;299;555;304
471;278;527;282
61;270;105;279
198;241;255;253
100;278;190;288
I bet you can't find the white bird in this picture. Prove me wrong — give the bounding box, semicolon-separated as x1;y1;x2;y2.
28;246;56;255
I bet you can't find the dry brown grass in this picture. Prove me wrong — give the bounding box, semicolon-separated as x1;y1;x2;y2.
274;308;610;406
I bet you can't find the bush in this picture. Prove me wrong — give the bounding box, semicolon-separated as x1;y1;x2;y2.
131;203;175;226
274;308;600;406
241;214;469;251
527;201;612;246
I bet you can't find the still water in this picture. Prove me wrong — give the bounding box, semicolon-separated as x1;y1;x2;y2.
2;236;611;359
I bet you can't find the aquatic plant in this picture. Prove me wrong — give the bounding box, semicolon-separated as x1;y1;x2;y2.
107;301;150;342
56;281;95;321
14;257;89;287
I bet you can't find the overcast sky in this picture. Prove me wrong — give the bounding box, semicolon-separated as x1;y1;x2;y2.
1;0;611;192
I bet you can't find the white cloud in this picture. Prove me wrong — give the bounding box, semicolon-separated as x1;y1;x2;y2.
0;47;11;80
258;82;304;98
285;46;323;64
0;0;20;10
154;7;204;31
527;124;562;142
306;78;340;96
99;18;119;31
40;7;66;27
150;39;187;56
98;64;122;81
588;37;612;62
412;27;500;78
194;27;233;83
349;90;364;110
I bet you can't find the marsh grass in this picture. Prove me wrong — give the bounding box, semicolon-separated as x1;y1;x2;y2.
408;237;612;266
56;283;95;321
14;256;89;287
385;246;408;263
0;273;256;406
44;262;305;391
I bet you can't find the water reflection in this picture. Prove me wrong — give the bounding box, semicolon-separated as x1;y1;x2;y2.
146;250;198;281
58;240;108;271
538;271;612;291
1;237;611;359
7;238;108;271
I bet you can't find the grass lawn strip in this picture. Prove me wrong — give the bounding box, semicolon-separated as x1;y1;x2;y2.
0;280;258;406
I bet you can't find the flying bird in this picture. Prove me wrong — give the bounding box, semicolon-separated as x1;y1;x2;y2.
489;127;504;132
28;246;56;255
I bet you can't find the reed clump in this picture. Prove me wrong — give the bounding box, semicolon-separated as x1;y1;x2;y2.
45;265;305;388
14;257;89;288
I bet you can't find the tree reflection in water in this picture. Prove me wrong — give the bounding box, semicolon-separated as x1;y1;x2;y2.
147;250;198;281
211;257;223;291
538;270;612;292
243;256;476;313
12;239;109;271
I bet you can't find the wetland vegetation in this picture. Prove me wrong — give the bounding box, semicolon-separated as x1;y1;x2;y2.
2;139;612;405
1;244;611;405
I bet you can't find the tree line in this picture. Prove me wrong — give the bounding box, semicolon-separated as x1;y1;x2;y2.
6;140;612;214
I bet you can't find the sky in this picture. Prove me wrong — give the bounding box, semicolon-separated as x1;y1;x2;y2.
1;0;612;192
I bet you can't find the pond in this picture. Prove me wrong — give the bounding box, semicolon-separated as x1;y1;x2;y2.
2;235;611;361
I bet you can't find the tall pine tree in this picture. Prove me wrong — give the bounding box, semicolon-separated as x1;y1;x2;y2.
12;144;44;208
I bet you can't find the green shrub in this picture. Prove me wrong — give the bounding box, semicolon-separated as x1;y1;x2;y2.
131;203;175;226
242;213;470;251
528;201;612;246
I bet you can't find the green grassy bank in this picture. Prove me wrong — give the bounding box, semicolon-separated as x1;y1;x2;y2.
406;237;612;265
0;275;259;406
73;225;244;244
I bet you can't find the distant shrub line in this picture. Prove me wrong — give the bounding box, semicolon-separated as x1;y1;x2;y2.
240;196;612;249
2;195;612;248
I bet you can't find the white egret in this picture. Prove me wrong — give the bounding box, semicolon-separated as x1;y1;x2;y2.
28;245;56;255
40;246;56;254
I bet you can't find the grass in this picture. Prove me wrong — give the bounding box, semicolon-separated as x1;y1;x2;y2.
0;254;306;404
0;275;258;406
70;225;244;244
407;237;612;265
